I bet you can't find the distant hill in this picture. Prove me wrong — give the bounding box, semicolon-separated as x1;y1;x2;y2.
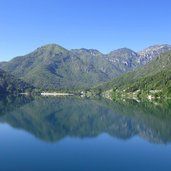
0;44;171;90
97;51;171;98
0;69;34;95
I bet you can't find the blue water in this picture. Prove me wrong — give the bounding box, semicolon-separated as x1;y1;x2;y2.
0;96;171;171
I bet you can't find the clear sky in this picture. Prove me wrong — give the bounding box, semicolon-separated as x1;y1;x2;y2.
0;0;171;61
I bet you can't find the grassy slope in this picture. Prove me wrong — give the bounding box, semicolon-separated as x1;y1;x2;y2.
95;51;171;98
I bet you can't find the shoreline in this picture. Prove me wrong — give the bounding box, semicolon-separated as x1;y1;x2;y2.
40;92;74;96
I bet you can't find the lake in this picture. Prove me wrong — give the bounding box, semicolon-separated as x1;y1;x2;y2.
0;96;171;171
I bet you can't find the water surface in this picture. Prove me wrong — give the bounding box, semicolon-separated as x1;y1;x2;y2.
0;96;171;171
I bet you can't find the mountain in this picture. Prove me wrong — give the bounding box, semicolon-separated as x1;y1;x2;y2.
0;44;171;90
138;44;171;65
105;45;171;70
98;50;171;99
0;44;122;89
106;48;140;72
0;68;34;95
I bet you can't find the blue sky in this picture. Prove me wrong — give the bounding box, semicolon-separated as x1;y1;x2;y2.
0;0;171;61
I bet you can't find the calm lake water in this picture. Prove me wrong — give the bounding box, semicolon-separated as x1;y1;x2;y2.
0;96;171;171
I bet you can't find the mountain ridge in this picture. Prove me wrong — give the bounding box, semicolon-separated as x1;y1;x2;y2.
0;43;171;90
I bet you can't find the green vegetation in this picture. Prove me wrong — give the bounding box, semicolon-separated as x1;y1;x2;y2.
0;43;171;95
1;44;170;90
96;51;171;99
0;44;122;89
0;69;34;95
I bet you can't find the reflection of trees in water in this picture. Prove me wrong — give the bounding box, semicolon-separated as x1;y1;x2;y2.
0;95;34;116
0;96;171;144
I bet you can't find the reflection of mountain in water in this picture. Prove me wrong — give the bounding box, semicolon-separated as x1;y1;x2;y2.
0;96;171;144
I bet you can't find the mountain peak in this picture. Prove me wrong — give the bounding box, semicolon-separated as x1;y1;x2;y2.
71;48;102;56
108;48;138;58
138;44;171;64
139;44;171;53
109;48;137;56
36;44;68;53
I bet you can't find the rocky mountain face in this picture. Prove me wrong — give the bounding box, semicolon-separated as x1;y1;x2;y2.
106;48;140;72
138;44;171;65
0;44;170;90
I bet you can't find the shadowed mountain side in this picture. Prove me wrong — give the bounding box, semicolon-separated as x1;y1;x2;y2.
0;97;171;143
0;69;34;95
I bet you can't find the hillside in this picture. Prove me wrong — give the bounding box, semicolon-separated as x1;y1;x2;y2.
97;51;171;99
0;44;121;89
0;69;34;95
0;44;171;90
